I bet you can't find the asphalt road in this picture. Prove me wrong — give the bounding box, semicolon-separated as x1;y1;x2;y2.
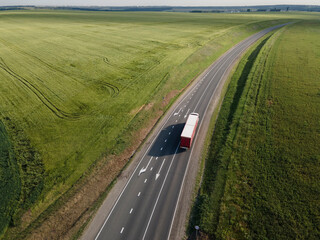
92;23;289;240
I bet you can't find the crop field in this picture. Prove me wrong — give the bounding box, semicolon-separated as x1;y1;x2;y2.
0;10;310;238
191;18;320;239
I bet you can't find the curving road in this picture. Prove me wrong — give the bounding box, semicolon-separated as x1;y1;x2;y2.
84;23;289;240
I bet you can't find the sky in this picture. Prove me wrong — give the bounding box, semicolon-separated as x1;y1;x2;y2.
0;0;319;7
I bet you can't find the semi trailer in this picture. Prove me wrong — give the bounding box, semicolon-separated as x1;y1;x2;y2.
180;113;199;149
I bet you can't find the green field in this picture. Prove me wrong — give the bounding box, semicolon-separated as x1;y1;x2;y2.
0;121;20;237
0;10;312;238
191;19;320;239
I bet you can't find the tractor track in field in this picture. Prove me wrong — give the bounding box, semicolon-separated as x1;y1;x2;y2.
0;57;82;120
0;38;82;84
101;81;120;97
0;38;120;99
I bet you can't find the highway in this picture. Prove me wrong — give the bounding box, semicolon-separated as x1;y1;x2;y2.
89;23;288;240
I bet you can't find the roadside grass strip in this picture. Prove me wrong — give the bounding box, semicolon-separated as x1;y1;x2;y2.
190;20;320;239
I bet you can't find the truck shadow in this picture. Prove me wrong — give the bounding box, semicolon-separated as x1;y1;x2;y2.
147;123;186;157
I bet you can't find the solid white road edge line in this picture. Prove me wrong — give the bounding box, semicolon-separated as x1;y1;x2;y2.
192;37;253;113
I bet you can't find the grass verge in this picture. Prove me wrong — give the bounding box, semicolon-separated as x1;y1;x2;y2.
190;19;320;239
0;121;19;237
188;30;275;238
